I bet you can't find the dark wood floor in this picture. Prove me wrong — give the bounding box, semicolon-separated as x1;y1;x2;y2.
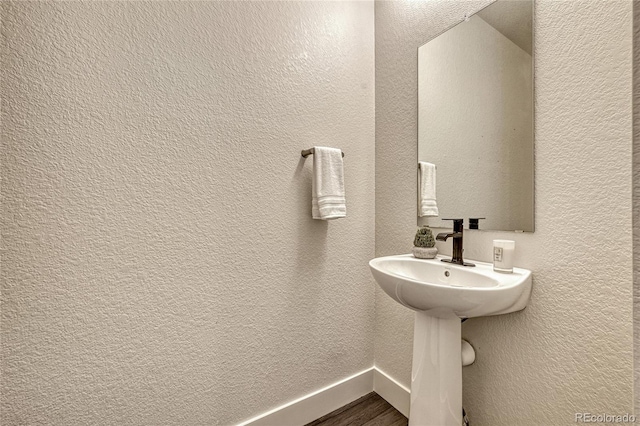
305;392;408;426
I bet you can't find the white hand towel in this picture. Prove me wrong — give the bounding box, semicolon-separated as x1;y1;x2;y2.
418;161;439;217
312;147;346;220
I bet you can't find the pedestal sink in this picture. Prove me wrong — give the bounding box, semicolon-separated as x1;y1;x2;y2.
369;254;532;426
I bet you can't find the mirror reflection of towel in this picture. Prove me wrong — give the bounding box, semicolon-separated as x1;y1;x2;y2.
418;161;438;217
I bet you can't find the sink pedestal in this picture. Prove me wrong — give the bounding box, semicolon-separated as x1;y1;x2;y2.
410;310;461;426
369;254;533;425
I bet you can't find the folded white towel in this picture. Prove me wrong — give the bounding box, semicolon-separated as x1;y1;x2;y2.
418;161;439;217
312;147;346;220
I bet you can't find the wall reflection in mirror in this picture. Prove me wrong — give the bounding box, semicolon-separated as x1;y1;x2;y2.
417;0;534;232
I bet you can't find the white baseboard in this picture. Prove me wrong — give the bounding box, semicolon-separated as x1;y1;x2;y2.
237;366;411;426
373;367;411;418
239;368;375;426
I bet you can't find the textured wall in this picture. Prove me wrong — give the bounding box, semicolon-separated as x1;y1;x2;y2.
634;0;640;415
1;2;375;425
376;1;633;424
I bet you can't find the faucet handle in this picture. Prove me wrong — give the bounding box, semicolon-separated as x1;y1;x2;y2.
469;218;486;230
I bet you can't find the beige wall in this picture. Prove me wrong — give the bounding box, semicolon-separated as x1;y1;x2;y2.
376;0;633;424
634;0;640;415
1;2;375;425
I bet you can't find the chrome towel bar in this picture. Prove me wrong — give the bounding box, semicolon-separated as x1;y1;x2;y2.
301;148;344;158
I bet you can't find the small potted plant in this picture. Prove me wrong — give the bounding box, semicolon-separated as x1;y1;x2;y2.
413;225;438;259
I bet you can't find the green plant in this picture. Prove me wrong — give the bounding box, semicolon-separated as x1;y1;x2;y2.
414;226;435;248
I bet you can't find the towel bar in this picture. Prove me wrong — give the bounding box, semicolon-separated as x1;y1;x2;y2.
301;148;344;158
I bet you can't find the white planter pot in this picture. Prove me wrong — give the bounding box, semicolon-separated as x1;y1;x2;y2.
412;246;438;259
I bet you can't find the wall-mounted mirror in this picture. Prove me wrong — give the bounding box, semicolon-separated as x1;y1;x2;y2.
417;0;534;232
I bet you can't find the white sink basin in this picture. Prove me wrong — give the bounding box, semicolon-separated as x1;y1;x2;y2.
369;254;532;318
369;254;532;425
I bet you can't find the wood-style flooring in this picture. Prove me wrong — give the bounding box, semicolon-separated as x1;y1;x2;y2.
304;392;408;426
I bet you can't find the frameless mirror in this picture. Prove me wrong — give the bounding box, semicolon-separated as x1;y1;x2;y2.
417;0;534;232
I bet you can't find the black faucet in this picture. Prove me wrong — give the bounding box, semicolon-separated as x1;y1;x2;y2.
436;219;475;267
